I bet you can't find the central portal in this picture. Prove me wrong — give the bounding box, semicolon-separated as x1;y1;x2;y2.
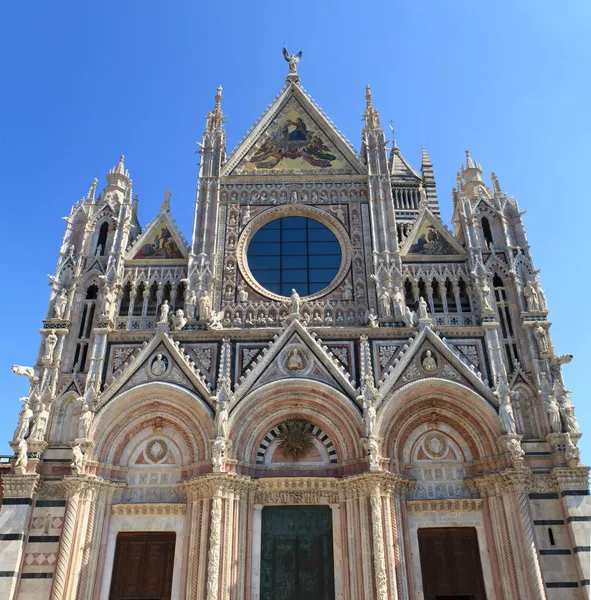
260;506;335;600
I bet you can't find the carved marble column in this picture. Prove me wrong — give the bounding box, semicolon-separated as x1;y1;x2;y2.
206;486;223;600
50;478;87;600
369;483;389;600
0;474;39;600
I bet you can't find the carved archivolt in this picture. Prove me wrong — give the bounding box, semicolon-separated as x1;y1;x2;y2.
236;204;352;301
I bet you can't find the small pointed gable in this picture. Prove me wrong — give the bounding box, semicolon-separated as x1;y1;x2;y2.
99;329;212;407
400;207;465;260
376;327;495;406
233;320;357;402
222;83;366;176
125;211;188;263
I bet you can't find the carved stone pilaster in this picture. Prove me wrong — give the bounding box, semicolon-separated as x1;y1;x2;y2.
206;487;222;600
370;483;389;600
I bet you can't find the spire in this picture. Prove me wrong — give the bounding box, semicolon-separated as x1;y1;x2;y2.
283;47;303;83
116;155;125;174
420;146;440;215
465;149;475;169
86;178;98;204
363;85;381;130
160;187;171;212
491;172;502;196
205;85;225;132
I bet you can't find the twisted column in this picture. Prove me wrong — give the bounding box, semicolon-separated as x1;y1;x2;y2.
75;488;97;600
206;488;223;600
51;481;83;600
370;484;388;600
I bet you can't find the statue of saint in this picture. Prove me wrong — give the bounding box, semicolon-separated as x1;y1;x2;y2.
158;300;170;324
77;402;93;440
363;401;376;439
379;289;392;317
238;285;249;303
341;280;353;301
534;325;550;355
29;403;49;442
13;398;33;443
53;288;68;319
481;281;494;312
290;289;301;316
198;292;211;321
215;398;229;438
151;354;168;377
421;350;437;373
418;296;429;320
392;286;405;318
286;348;304;371
524;281;541;311
560;401;580;434
42;330;58;364
14;439;28;474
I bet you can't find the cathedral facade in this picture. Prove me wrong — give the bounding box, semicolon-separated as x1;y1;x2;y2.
1;57;589;600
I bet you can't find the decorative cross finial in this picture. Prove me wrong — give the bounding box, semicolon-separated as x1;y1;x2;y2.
283;47;303;82
161;187;171;212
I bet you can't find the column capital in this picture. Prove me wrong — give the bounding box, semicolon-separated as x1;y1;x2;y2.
1;473;40;499
340;472;415;499
180;473;253;501
551;466;590;492
465;467;533;497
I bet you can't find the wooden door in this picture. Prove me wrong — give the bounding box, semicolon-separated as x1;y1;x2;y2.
418;527;486;600
109;532;175;600
260;506;334;600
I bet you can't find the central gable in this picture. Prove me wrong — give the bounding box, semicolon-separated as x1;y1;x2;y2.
223;83;366;176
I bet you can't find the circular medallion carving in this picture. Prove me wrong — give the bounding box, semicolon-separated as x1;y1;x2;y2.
423;434;447;459
146;439;168;463
276;420;315;460
279;344;311;376
150;354;169;377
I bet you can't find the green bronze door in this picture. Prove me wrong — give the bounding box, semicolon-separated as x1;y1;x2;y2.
260;506;335;600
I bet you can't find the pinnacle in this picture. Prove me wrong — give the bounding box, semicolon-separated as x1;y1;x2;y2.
421;146;432;166
465;150;474;169
115;155;125;174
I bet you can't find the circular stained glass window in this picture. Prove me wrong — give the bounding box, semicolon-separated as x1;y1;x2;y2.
247;216;342;297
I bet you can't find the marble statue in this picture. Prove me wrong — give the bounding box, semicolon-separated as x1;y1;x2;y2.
208;310;224;330
286;348;304;371
565;435;580;466
481;281;494;312
418;296;429;320
392;286;405;317
495;380;517;434
363;401;376;439
53;288;68;319
505;437;524;462
42;330;58;364
158;300;170;324
29;403;49;442
13;398;33;442
237;284;249;303
366;438;380;471
403;306;417;327
421;350;437;373
77;401;93;440
172;309;187;330
379;289;392;317
102;287;115;318
290;289;301;316
367;309;379;328
560;401;580;434
198;292;211;320
534;325;550;355
544;395;562;434
14;438;28;475
71;444;85;474
341;280;353;301
215;398;229;438
211;438;229;472
524;280;541;312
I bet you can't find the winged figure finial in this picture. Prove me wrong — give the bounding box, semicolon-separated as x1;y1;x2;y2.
282;47;303;79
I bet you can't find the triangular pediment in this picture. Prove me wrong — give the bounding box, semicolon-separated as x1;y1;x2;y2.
124;211;188;263
390;147;421;181
222;83;366;176
400;207;465;259
233;320;358;402
377;327;495;406
99;329;211;408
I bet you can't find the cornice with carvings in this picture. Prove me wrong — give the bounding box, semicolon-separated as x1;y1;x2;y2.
111;503;186;517
407;498;483;513
340;472;415;500
180;474;253;501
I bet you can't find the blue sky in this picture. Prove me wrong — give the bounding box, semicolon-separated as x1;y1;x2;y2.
1;1;589;463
